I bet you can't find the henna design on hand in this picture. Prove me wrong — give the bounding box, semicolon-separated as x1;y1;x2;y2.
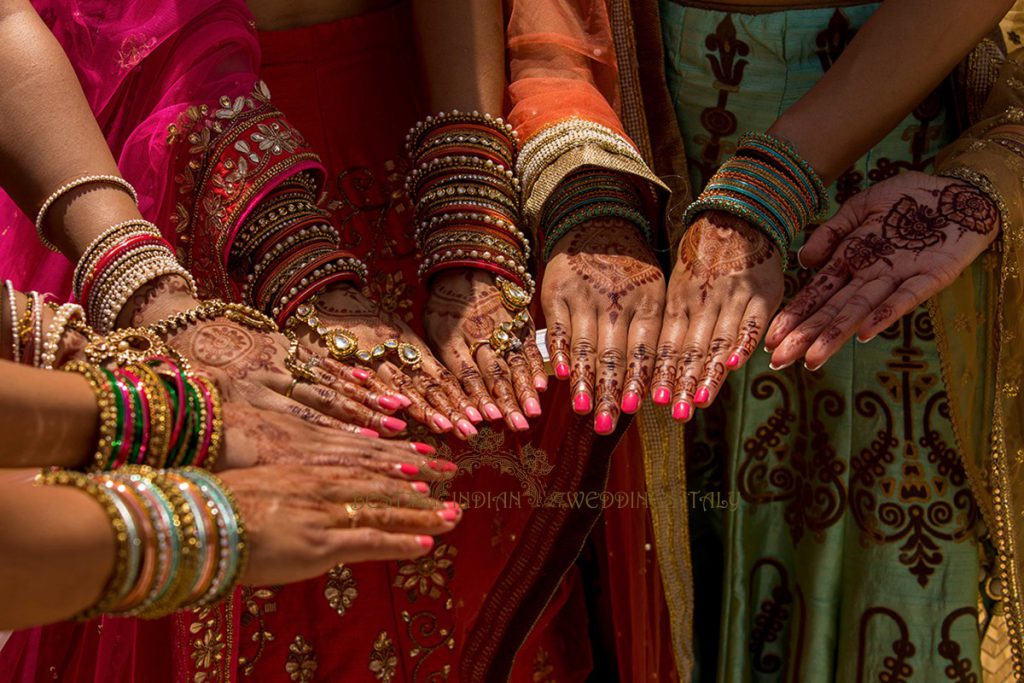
624;343;653;394
571;337;596;398
680;212;773;303
737;319;762;356
183;323;280;380
595;347;625;413
124;275;192;327
938;183;999;236
843;234;895;270
881;196;948;252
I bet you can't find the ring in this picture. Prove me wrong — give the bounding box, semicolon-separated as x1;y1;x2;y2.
468;338;489;357
343;502;360;528
495;276;532;312
285;378;300;398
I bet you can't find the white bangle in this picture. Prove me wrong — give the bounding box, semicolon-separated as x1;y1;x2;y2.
4;280;18;362
35;175;140;253
40;302;85;370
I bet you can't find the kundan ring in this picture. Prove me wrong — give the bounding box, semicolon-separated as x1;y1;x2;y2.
343;502;360;528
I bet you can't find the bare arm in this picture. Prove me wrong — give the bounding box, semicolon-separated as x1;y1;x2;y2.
771;0;1016;183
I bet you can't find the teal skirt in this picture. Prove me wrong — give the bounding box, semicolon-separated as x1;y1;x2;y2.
660;2;986;681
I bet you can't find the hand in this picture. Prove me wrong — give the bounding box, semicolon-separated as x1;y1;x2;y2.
425;271;546;433
221;462;462;587
765;172;1000;370
542;219;665;434
216;402;456;477
653;211;782;420
121;276;408;437
296;284;480;439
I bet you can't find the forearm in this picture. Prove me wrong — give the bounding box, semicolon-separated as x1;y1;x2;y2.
771;0;1015;184
0;471;114;629
411;0;505;112
0;361;97;469
0;0;143;258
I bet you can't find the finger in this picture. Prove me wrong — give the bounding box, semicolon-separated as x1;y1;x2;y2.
671;304;717;422
521;334;548;392
726;299;770;372
798;193;867;268
770;277;867;370
593;317;628;434
291;381;407;436
765;258;850;350
694;304;743;409
407;366;475;438
374;361;451;434
506;349;542;419
621;304;660;414
570;309;599;416
325;528;437;563
804;278;898;370
652;304;688;406
448;355;494;422
545;307;571;381
308;365;401;413
318;471;445;508
339;501;462;535
308;435;456;478
422;359;479;438
857;273;946;342
477;347;528;431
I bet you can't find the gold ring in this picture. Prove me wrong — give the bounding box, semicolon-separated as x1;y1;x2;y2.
285;378;300;398
343;502;360;528
467;338;489;357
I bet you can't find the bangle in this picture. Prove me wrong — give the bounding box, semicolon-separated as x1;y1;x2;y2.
39;303;85;370
35;175;140;253
3;280;18;361
146;299;278;338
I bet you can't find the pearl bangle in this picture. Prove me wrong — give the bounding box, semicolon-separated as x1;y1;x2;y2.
35;175;140;253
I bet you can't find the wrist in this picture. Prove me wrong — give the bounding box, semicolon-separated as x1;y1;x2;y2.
115;274;201;328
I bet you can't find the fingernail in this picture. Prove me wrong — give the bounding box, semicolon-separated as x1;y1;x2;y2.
359;428;380;438
427;459;442;471
856;334;876;344
573;393;592;414
555;363;570;379
412;442;436;456
411;481;430;493
398;463;420;476
796;246;807;269
621;392;640;414
534;376;548;391
764;347;771;353
768;361;794;371
441;461;458;473
727;354;741;369
438;507;459;522
804;361;823;372
465;406;483;423
351;368;371;381
432;414;453;431
594;412;614;434
382;416;407;432
483;404;503;421
694;386;710;405
524;397;542;417
417;535;435;550
510;412;529;431
378;395;403;410
395;394;412;408
653;387;671;406
672;401;691;421
456;419;478;437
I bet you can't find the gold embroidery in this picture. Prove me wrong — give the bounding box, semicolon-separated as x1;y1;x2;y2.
532;647;558;683
434;427;552;506
189;606;227;682
369;631;398;682
285;636;317;682
324;564;358;616
238;587;280;677
394;544;457;600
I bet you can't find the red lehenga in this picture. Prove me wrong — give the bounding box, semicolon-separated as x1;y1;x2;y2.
0;1;676;681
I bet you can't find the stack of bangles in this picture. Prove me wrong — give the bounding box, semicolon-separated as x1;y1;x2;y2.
38;465;245;619
682;132;829;267
539;168;655;261
63;325;224;471
233;173;368;327
405;110;536;300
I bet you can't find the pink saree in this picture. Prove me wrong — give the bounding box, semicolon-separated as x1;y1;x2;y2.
0;1;675;681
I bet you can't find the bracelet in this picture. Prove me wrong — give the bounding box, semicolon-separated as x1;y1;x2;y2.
39;302;85;370
147;300;278;338
35;175;140;253
3;280;18;361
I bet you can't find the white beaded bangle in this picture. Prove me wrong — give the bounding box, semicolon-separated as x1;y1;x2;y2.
35;175;140;253
40;302;84;370
3;280;18;362
72;220;162;300
30;291;44;368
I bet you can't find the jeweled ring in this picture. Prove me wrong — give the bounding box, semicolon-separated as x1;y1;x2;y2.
468;338;489;357
322;327;359;362
343;502;360;528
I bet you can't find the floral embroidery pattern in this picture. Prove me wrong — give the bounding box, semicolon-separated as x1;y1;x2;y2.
285;636;317;682
369;631;398;682
324;564;358;617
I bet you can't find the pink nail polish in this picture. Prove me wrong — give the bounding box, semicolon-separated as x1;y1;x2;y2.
534;376;548;391
395;394;412;408
444;501;459;511
510;412;529;430
398;463;420;476
457;419;478;437
427;459;442;471
411;482;430;493
524;397;542;417
555;363;570;379
672;401;691;421
412;442;436;456
483;404;503;421
653;387;671;406
438;508;458;522
351;368;371;381
358;428;379;438
433;414;453;431
441;461;458;473
594;412;613;434
694;386;710;405
727;354;741;369
378;395;403;410
417;535;435;550
382;416;407;432
573;393;592;414
621;391;640;414
465;406;483;423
